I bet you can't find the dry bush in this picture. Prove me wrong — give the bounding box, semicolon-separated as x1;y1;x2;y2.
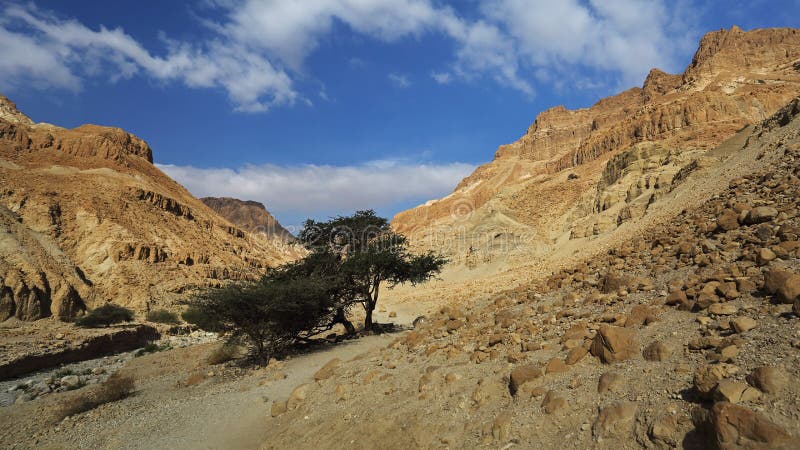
56;373;135;421
207;343;238;365
184;372;206;387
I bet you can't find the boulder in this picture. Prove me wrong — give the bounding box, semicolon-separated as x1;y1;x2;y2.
692;402;792;449
694;364;739;398
545;358;569;374
509;364;542;395
744;207;778;225
598;372;623;394
730;317;758;333
590;325;637;363
593;402;637;439
764;267;800;304
542;391;568;414
270;400;288;417
746;367;788;394
713;380;761;404
643;341;672;362
313;358;341;381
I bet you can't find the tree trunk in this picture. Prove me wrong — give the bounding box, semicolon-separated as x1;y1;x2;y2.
333;307;356;335
364;303;374;331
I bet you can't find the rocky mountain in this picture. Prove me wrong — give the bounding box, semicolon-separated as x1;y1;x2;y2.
392;27;800;270
259;96;800;449
0;95;297;321
200;197;294;242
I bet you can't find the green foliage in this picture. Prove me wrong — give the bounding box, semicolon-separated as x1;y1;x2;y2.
297;209;448;329
145;309;180;324
75;304;134;328
182;306;224;332
186;276;338;364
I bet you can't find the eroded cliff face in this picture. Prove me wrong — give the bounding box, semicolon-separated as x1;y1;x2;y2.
0;97;297;321
392;27;800;268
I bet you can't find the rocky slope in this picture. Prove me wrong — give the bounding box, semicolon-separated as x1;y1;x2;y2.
392;27;800;270
200;197;295;243
260;96;800;450
0;95;296;321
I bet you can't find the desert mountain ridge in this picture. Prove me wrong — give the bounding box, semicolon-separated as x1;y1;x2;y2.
0;95;297;321
392;26;800;272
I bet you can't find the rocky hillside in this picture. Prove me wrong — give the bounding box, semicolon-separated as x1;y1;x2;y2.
200;197;294;243
262;97;800;450
392;27;800;270
0;95;297;321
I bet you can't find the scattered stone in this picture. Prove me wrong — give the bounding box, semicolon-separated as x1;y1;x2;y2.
744;206;778;225
757;248;777;265
692;402;792;449
694;364;739;398
313;358;341;381
649;414;679;447
730;317;758;333
492;411;512;441
643;341;672;362
593;402;637;439
565;344;589;365
764;267;800;304
545;358;569;375
590;325;637;363
271;400;288;417
60;375;81;389
708;303;738;316
713;380;761;404
746;366;788;394
598;372;623;394
542;391;568;415
287;383;311;409
509;364;542;395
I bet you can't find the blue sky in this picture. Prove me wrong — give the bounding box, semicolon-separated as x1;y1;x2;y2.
2;1;799;229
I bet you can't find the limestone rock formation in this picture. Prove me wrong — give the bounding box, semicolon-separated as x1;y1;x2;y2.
392;27;800;268
200;197;295;243
0;95;298;320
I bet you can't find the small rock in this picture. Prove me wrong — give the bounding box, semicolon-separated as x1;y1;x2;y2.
694;364;739;398
642;341;672;362
509;364;542;395
593;402;637;439
730;317;757;333
598;372;623;394
708;303;738;316
745;206;778;225
313;358;341;381
287;383;311;409
713;380;760;404
270;400;288;417
542;391;568;415
545;358;569;374
492;411;512;441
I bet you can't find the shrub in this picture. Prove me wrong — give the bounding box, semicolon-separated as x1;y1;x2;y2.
181;306;223;332
186;277;337;365
57;373;135;420
75;304;134;328
134;342;171;357
145;309;179;324
207;343;238;365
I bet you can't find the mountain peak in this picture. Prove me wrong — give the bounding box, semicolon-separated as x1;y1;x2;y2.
0;94;33;125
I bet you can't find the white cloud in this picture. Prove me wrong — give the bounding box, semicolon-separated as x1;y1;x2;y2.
388;73;411;88
431;72;452;84
157;160;475;222
0;0;697;110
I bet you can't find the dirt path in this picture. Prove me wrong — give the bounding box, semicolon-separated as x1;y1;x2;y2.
4;333;399;450
186;334;397;450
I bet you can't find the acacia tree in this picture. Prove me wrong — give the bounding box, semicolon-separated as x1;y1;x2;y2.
299;210;447;330
184;276;338;364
